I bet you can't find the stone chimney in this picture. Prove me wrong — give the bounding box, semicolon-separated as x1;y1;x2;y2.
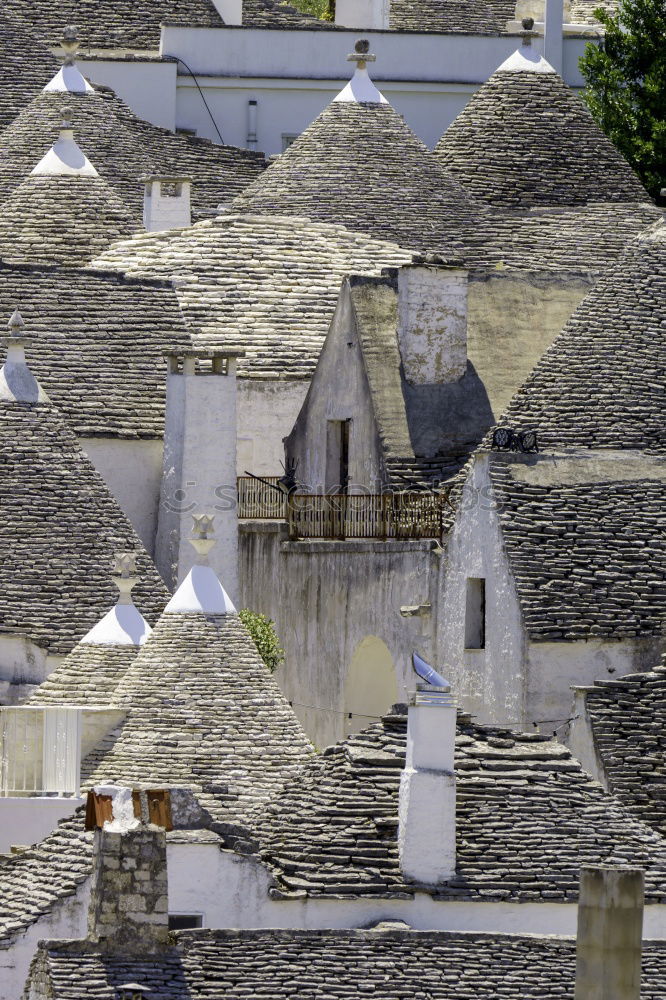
211;0;243;25
397;261;468;386
335;0;390;29
155;348;244;599
575;866;644;1000
86;787;171;953
398;683;456;884
142;175;192;233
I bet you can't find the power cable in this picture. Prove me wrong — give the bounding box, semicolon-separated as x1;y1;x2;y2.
166;55;225;146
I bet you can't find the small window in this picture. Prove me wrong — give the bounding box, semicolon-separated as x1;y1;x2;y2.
464;578;486;650
282;133;299;152
169;913;203;930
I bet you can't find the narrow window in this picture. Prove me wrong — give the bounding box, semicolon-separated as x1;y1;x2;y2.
169;914;203;930
325;420;351;494
464;578;486;649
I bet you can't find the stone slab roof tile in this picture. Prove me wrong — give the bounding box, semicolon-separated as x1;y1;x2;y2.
488;457;666;643
464;201;662;271
27;645;139;705
3;0;223;52
435;59;650;207
231;101;481;250
0;261;190;439
0;400;168;656
492;221;666;451
82;612;314;826
0;175;137;266
253;708;666;901
0;811;92;946
582;653;666;838
89;214;413;380
28;929;666;999
0;89;266;222
0;11;58;131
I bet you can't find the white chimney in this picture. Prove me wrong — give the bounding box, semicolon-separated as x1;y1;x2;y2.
142;175;192;233
335;0;390;29
211;0;243;24
397;262;468;386
575;866;644;1000
155;349;243;602
544;0;564;73
398;683;456;884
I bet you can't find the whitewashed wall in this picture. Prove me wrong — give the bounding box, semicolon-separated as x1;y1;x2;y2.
239;521;437;747
0;798;84;854
81;438;164;556
436;454;527;728
237;380;308;477
78;28;592;156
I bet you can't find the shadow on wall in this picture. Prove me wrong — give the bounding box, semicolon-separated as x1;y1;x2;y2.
344;636;398;737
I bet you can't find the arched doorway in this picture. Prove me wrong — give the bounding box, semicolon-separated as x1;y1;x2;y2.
344;636;398;737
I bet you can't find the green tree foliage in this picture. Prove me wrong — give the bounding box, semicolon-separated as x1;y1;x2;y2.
239;609;286;673
285;0;334;19
579;0;666;200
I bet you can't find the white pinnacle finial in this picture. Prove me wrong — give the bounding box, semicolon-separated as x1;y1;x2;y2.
347;38;376;71
81;551;151;646
8;309;24;336
335;38;388;105
112;552;140;605
31;121;99;177
190;512;216;564
43;26;94;94
164;511;236;615
0;310;50;404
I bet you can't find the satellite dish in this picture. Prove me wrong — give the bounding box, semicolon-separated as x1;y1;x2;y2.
412;651;450;690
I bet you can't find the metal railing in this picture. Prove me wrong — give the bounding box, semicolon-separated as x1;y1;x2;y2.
286;492;449;541
237;477;285;519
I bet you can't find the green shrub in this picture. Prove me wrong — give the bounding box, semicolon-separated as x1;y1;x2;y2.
239;610;286;673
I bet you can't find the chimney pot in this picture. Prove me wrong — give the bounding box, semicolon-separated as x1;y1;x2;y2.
142;175;192;233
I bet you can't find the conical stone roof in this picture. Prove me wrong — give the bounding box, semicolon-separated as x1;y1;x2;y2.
0;326;168;657
0;172;137;267
494;220;666;452
232;49;480;250
89;213;413;379
0;10;57;130
0;78;266;222
28;558;152;706
84;604;314;826
435;45;651;208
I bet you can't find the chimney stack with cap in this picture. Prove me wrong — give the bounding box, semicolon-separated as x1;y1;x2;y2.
397;260;469;386
86;787;171;953
155;348;244;600
335;0;390;29
575;865;644;1000
398;681;457;884
142;175;192;233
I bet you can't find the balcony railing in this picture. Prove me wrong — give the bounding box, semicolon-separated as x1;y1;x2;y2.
237;476;285;519
287;492;449;541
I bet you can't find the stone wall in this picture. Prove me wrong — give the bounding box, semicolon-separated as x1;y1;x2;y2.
239;520;438;748
88;826;169;952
